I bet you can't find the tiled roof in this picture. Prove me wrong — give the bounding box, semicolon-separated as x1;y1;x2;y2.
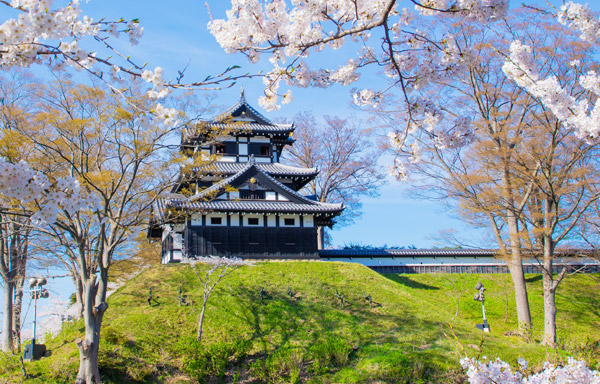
182;93;294;141
187;162;323;206
213;91;274;125
182;123;294;143
319;249;498;257
195;162;318;177
169;199;343;213
153;162;343;221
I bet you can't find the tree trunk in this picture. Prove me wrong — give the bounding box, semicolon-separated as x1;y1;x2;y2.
75;280;107;384
317;227;325;250
501;165;532;331
542;262;558;346
2;281;14;352
506;212;532;330
197;297;207;343
12;280;23;350
508;255;531;331
542;235;562;347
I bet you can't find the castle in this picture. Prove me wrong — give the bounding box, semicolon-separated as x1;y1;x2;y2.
149;91;343;263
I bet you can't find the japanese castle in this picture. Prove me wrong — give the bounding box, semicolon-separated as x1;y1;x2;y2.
150;91;344;263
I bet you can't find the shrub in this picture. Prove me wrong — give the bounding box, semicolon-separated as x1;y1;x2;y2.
309;335;350;374
178;337;250;382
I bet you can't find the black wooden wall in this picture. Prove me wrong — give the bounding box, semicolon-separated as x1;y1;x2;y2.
185;225;319;259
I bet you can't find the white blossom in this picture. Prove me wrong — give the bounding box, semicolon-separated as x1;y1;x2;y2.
461;356;600;384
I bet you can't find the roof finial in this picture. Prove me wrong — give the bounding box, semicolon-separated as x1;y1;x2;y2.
240;86;246;102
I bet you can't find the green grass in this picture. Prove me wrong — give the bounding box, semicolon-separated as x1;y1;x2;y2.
1;261;599;383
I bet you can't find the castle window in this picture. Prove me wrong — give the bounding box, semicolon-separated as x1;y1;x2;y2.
249;143;271;157
260;145;270;156
284;218;295;226
210;217;222;225
247;218;259;226
214;142;237;155
240;190;266;199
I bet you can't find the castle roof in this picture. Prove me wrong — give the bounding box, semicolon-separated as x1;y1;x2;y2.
153;162;342;223
182;90;294;143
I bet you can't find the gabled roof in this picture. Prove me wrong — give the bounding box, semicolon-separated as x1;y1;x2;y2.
182;90;295;142
212;89;274;126
153;162;342;221
188;161;333;207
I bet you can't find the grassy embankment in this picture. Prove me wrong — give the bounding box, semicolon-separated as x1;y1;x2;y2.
1;261;599;383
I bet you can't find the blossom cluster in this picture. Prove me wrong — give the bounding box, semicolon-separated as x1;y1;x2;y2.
558;1;600;44
0;0;142;70
209;0;508;111
503;40;600;140
461;356;600;384
0;159;98;225
1;0;179;130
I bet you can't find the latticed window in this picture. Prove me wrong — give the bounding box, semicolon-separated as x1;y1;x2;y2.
240;190;266;199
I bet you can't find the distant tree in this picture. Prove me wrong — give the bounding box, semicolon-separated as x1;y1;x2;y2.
0;70;39;352
281;112;385;248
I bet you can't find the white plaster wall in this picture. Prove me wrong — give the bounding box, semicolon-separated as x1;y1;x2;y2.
243;214;263;226
303;215;314;227
267;214;276;227
172;250;183;261
266;192;276;200
239;143;248;155
206;212;227;226
280;214;300;227
191;213;202;226
250;136;270;143
230;213;240;226
220;156;236;162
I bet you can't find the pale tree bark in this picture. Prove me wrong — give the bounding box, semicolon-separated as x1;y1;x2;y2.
76;276;108;384
12;274;24;350
0;216;31;352
505;209;532;330
2;280;14;351
316;227;325;250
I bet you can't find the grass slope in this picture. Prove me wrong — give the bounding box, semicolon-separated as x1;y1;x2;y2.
1;261;599;383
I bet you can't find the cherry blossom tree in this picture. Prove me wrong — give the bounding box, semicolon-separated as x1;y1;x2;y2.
208;0;510;112
12;76;181;383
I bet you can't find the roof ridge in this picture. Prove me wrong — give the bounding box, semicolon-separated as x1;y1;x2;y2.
187;162;255;201
252;166;342;208
211;95;276;126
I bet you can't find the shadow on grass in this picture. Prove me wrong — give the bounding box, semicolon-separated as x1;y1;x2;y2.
525;275;542;283
383;275;440;290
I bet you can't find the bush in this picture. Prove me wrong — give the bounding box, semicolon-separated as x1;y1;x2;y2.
178;337;250;382
309;336;350;374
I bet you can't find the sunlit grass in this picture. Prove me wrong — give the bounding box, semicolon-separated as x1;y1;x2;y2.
2;261;599;383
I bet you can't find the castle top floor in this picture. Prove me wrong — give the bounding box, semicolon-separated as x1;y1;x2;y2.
181;90;295;164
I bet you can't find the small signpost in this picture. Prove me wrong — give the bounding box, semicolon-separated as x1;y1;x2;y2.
24;277;50;361
473;282;490;333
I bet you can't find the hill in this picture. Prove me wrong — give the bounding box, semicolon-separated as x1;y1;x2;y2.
1;261;599;383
